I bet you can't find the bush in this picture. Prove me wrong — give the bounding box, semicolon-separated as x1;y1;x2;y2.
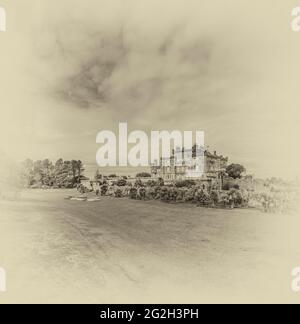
114;188;123;198
195;189;211;206
210;190;219;206
222;183;230;191
136;172;151;178
145;187;153;199
229;189;243;206
169;188;180;202
116;179;127;186
160;187;170;202
220;192;230;207
176;188;186;202
184;188;196;202
158;178;164;186
129;187;138;199
175;180;196;188
100;184;108;196
153;186;162;199
137;187;146;200
222;181;239;191
134;179;144;187
146;180;158;187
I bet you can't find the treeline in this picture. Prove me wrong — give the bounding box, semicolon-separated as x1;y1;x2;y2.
21;159;85;189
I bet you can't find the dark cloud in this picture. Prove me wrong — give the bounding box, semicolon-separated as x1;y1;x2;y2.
52;30;128;109
45;23;218;126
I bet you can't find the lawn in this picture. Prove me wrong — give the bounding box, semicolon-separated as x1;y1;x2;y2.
0;189;299;303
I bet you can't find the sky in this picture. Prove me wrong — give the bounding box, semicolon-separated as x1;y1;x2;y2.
0;0;300;179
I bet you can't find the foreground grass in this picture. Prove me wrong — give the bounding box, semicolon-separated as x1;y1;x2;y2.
0;189;298;303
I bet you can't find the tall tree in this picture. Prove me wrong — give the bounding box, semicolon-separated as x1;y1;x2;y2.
21;159;34;187
62;161;73;188
226;164;246;179
54;159;64;187
33;160;43;186
41;159;53;186
71;160;78;185
77;160;84;181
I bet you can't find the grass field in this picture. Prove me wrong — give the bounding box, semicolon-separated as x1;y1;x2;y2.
0;189;299;303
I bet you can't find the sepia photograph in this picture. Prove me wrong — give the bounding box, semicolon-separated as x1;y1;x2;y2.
0;0;300;308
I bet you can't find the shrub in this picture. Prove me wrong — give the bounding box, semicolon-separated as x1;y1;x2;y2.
129;187;138;199
184;188;196;202
134;179;144;187
114;188;123;198
100;184;108;196
146;180;158;187
175;180;196;188
196;189;211;206
210;190;219;206
222;183;231;191
169;188;180;202
176;188;186;202
116;179;127;186
229;189;243;206
136;172;151;178
220;192;230;206
154;186;162;199
137;187;146;200
157;178;164;186
222;181;239;191
160;187;170;202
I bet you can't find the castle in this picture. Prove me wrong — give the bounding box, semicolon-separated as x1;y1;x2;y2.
151;147;228;189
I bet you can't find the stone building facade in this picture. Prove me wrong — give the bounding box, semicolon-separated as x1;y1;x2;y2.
151;148;228;189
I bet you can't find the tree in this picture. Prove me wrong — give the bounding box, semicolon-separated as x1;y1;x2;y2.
54;159;74;188
226;164;246;179
21;159;34;187
33;160;43;186
20;158;86;188
71;160;78;185
219;170;227;191
70;160;85;185
54;159;64;187
41;159;54;186
76;160;84;182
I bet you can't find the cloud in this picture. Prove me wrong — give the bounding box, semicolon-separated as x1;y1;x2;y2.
34;1;228;122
